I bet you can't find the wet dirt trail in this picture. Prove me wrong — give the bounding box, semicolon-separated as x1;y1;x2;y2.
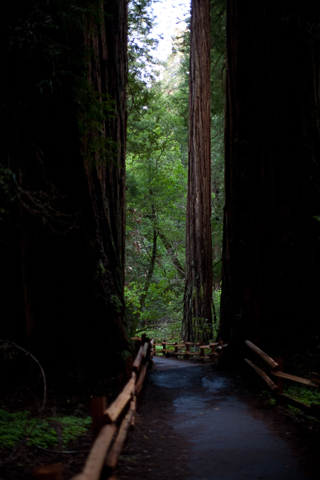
115;357;317;480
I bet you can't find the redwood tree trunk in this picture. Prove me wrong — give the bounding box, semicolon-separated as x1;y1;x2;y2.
0;0;130;377
220;0;320;354
182;0;213;343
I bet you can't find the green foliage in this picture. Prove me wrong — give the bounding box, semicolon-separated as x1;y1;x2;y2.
284;385;320;407
144;319;182;343
0;408;91;449
125;82;187;335
261;391;276;406
128;0;160;120
125;2;226;339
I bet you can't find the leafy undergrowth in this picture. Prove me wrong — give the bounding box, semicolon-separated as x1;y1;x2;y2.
262;383;320;423
143;320;181;343
0;408;91;449
284;385;320;407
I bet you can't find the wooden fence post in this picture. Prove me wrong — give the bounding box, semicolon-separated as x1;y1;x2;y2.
91;396;106;438
200;345;205;361
275;357;284;394
33;464;63;480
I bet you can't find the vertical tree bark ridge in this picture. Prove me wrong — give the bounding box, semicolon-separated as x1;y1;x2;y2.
84;0;129;348
182;0;213;343
220;0;320;354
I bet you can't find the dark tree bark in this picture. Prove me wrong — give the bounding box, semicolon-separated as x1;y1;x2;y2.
220;0;320;354
182;0;213;343
0;0;131;377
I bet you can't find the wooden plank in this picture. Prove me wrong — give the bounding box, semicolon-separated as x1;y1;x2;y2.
185;351;200;356
270;371;319;388
135;361;149;395
185;342;200;346
106;408;135;469
245;358;278;392
91;396;106;437
132;346;143;372
142;342;149;357
310;372;320;385
275;357;284;394
130;396;136;427
161;342;177;345
81;423;117;480
245;340;278;370
104;378;135;423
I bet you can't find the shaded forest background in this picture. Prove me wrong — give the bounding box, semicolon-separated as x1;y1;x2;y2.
0;0;320;384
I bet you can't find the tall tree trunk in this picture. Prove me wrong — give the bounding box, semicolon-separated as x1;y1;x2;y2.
220;0;320;355
0;0;131;377
182;0;213;343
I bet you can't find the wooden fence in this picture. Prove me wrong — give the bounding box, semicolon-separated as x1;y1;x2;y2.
153;340;228;362
33;335;154;480
245;340;320;418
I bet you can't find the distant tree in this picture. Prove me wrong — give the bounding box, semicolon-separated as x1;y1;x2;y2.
0;0;131;376
220;0;320;354
182;0;213;343
126;88;187;335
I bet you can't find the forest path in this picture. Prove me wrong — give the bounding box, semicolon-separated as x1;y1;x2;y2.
115;357;315;480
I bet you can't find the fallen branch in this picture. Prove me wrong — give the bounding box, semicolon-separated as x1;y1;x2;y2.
0;339;47;412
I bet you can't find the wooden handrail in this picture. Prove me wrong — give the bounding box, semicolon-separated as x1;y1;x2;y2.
270;371;319;388
245;340;279;370
244;358;278;392
153;340;226;362
104;374;135;423
67;339;151;480
244;340;320;419
80;424;117;480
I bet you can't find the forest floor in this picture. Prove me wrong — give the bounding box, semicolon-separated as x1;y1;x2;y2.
1;356;320;479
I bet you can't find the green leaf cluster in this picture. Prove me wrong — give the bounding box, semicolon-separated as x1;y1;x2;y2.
0;408;91;449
